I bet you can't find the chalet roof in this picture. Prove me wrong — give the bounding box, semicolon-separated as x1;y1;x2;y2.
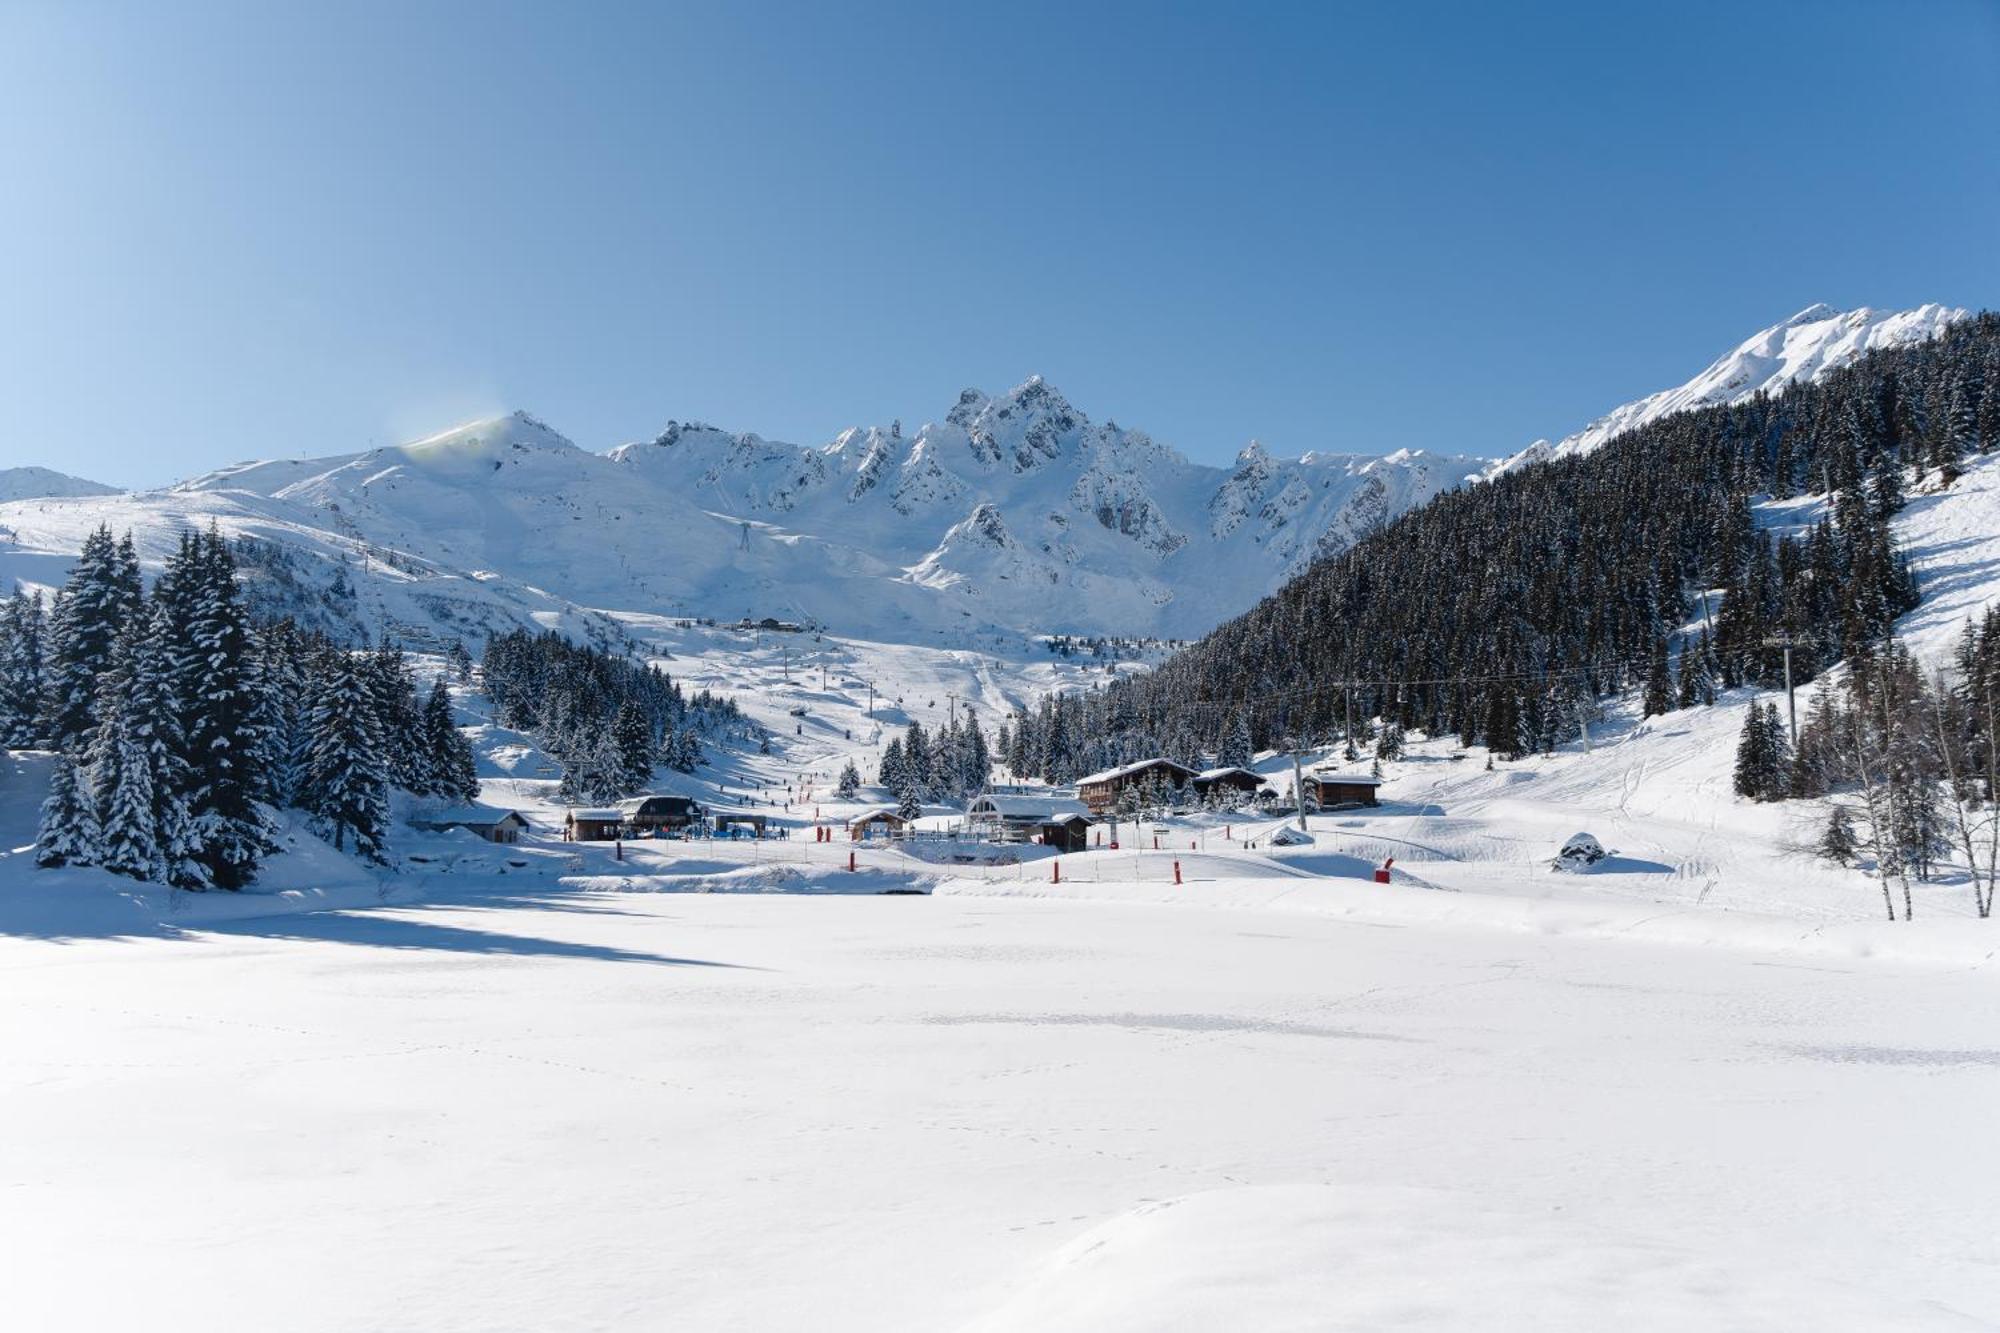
566;807;625;821
621;794;702;815
1309;770;1383;786
847;806;905;827
411;805;527;828
968;794;1092;821
1075;757;1199;786
1195;766;1266;783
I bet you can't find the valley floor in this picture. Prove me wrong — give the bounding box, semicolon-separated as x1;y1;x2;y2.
5;872;2000;1331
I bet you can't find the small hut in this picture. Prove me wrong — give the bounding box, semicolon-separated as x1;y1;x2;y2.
965;794;1094;852
1306;771;1383;808
408;806;530;844
564;808;626;841
848;807;908;841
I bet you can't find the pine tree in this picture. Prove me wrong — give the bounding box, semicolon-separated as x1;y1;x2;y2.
36;753;100;867
304;654;389;861
1817;804;1858;866
1642;636;1675;717
174;528;267;886
92;688;159;880
0;588;48;747
40;525;126;754
612;700;655;795
422;678;481;804
896;786;922;823
1733;705;1772;801
836;760;861;800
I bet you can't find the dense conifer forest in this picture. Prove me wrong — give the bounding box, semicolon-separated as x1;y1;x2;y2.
997;312;2000;779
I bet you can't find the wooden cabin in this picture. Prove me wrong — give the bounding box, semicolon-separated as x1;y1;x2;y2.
1307;771;1383;808
564;808;626;841
622;794;704;835
965;794;1094;852
848;807;909;840
408;806;530;844
1191;766;1268;802
1075;758;1199;815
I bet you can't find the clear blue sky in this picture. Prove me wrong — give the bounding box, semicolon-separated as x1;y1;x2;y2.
3;1;1997;487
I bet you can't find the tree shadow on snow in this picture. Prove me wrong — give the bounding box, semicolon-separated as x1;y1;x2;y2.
199;902;759;968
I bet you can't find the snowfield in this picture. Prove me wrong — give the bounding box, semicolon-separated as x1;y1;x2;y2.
5;868;1999;1330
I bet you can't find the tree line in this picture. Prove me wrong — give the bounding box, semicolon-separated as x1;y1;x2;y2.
1023;311;2000;766
7;525;479;884
479;629;748;806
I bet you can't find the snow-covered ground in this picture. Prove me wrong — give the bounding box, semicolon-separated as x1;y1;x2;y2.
6;863;1999;1330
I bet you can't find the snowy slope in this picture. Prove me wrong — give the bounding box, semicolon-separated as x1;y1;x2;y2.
1488;303;1967;476
0;465;118;503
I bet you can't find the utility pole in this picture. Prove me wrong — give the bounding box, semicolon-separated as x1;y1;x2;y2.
947;692;960;727
1290;749;1309;833
1576;697;1593;754
1763;633;1798;746
867;682;876;719
1344;686;1354;757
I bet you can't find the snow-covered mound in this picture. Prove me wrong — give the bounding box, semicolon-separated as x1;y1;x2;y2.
0;466;118;503
1488;303;1967;477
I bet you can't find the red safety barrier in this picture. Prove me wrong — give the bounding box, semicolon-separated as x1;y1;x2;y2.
1374;856;1394;885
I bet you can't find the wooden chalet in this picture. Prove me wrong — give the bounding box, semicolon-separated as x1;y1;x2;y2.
1075;758;1199;815
621;794;705;835
408;806;530;844
564;807;626;841
848;806;909;840
965;794;1093;852
1191;766;1268;801
1307;771;1383;808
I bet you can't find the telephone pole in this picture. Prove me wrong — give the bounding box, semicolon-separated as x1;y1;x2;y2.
1290;749;1309;833
1763;634;1799;746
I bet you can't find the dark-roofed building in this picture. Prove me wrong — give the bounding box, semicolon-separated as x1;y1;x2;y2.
1075;758;1199;815
622;794;705;835
564;807;626;841
1191;766;1269;801
1307;771;1383;808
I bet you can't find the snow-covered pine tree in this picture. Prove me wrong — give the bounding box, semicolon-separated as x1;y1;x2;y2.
422;678;481;804
35;752;100;867
612;700;655;795
368;644;430;796
174;528;268;886
0;587;49;747
304;654;389;860
836;760;860;800
91;651;159;881
127;601;204;887
39;525;126;755
896;785;922;824
1217;713;1253;769
1374;717;1404;761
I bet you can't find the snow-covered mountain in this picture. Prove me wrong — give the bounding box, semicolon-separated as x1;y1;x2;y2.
1487;303;1967;477
151;385;1482;643
0;466;118;503
0;303;1968;647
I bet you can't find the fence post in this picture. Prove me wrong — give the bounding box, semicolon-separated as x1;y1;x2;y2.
1174;860;1182;886
1052;859;1061;885
848;850;856;872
